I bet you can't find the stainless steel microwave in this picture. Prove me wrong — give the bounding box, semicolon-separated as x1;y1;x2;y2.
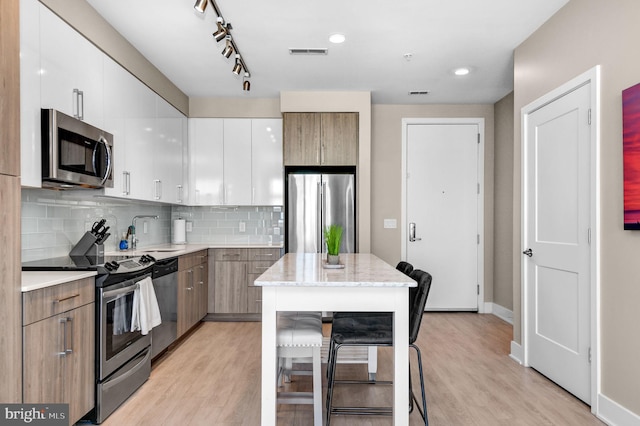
41;109;114;189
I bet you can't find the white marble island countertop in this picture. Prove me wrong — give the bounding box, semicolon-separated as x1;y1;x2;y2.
255;253;416;287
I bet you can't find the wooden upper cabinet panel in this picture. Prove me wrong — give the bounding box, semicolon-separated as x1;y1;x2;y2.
321;112;358;166
283;112;358;166
283;113;321;166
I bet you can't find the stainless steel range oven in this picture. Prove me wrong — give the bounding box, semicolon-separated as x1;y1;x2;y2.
93;256;156;424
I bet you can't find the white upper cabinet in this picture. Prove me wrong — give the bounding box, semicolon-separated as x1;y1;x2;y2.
155;97;186;204
252;119;283;206
188;118;283;206
20;0;42;188
223;119;252;205
39;6;104;128
189;118;224;205
102;56;156;201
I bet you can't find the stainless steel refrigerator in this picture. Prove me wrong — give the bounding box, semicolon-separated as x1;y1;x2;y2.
286;171;356;253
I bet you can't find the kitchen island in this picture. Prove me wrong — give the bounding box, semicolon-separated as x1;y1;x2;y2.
255;253;416;425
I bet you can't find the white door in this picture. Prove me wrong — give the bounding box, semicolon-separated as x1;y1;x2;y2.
406;123;479;310
524;83;591;403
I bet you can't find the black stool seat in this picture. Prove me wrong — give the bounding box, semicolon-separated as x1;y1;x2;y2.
331;314;393;345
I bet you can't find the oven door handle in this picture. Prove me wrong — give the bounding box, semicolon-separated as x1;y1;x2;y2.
103;283;138;300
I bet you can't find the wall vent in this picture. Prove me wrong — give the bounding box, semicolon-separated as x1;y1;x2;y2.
408;90;430;95
289;48;329;55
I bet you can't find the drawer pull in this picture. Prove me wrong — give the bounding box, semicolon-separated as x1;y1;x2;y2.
54;294;80;303
254;253;273;257
222;253;240;257
255;266;270;270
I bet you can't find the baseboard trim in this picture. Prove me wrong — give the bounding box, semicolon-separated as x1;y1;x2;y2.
597;393;640;426
488;303;513;324
509;341;523;365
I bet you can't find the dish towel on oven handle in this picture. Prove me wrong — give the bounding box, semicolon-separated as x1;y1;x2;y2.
131;276;162;335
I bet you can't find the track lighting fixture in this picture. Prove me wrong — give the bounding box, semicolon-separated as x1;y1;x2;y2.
243;73;250;91
221;36;233;58
193;0;208;14
192;0;252;92
232;54;242;75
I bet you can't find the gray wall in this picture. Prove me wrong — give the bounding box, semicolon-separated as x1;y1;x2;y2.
493;92;514;310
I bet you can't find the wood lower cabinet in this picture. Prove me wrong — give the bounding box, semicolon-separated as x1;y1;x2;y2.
213;248;282;315
213;249;248;313
177;250;208;337
23;277;95;425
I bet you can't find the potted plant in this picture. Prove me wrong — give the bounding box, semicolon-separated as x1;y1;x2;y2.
324;224;344;265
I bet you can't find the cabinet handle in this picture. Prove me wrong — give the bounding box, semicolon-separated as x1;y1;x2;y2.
154;180;162;200
254;266;270;270
66;316;74;354
199;265;204;285
73;88;81;119
222;253;240;258
252;187;255;205
254;253;273;258
177;185;183;204
123;171;131;195
58;318;68;357
78;90;84;120
187;269;194;290
54;294;80;304
195;189;200;204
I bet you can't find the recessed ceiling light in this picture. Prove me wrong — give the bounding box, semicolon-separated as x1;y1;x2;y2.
329;33;345;44
454;67;471;76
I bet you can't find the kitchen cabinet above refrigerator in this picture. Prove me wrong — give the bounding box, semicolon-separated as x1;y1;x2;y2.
283;112;358;166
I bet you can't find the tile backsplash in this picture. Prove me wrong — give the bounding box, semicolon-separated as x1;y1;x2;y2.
172;205;284;246
21;188;284;262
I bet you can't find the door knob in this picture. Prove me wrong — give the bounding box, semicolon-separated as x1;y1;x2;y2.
522;248;533;257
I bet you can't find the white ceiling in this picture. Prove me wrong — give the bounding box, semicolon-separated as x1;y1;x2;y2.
86;0;568;104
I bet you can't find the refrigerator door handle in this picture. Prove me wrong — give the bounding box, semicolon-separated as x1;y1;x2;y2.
318;181;323;253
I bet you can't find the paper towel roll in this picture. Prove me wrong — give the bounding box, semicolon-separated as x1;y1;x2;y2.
172;219;186;244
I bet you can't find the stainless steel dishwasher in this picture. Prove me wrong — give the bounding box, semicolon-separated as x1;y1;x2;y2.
151;257;178;359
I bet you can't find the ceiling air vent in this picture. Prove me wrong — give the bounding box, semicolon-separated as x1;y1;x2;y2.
289;48;329;55
408;90;430;95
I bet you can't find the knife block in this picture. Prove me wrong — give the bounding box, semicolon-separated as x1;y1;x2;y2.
70;231;104;261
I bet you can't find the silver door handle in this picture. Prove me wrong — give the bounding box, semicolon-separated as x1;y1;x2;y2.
523;248;533;257
409;222;422;242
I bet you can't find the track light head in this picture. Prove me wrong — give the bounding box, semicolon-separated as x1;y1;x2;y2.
221;37;234;58
243;72;251;91
213;18;227;42
193;0;208;13
232;55;242;75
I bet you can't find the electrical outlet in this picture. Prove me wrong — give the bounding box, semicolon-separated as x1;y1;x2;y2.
186;221;193;232
384;219;397;229
239;221;246;233
143;221;148;234
273;227;280;235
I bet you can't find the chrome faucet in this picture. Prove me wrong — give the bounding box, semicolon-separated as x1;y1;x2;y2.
131;215;159;250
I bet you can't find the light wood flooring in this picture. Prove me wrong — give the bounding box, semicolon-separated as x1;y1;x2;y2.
101;313;604;425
